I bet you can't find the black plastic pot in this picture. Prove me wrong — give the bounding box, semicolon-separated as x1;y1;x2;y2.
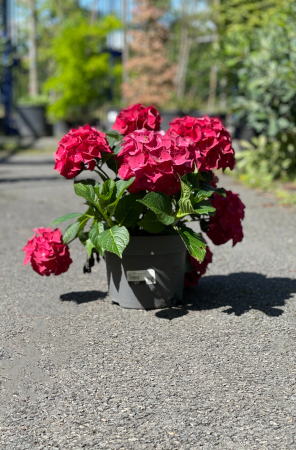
16;105;47;138
105;235;186;310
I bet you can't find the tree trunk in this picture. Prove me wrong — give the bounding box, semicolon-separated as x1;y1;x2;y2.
122;0;129;101
90;0;98;24
28;0;38;96
176;26;191;100
207;0;220;111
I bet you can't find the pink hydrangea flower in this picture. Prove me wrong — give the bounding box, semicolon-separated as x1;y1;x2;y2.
23;228;72;276
168;115;235;171
112;104;161;135
206;190;245;246
117;129;198;196
54;125;111;179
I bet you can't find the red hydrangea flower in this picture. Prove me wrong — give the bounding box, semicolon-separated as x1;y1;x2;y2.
168;115;235;171
206;190;245;247
184;236;213;288
23;228;72;276
112;104;161;136
54;125;111;179
117;129;197;196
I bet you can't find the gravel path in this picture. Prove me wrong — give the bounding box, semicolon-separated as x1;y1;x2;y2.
1;153;296;450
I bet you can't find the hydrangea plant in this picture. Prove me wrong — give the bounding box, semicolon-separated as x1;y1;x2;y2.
23;104;245;287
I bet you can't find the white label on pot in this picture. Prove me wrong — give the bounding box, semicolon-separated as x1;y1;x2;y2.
126;269;156;285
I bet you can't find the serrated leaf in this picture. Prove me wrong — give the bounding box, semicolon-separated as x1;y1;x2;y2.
177;176;196;218
78;230;88;244
137;192;174;225
137;211;166;233
96;225;130;258
177;198;196;217
63;221;81;244
85;239;95;257
101;152;114;164
113;142;123;155
74;182;98;207
200;182;226;196
94;179;115;210
194;205;216;214
193;190;215;203
75;179;100;187
50;212;83;226
106;130;122;139
175;226;206;261
89;221;105;254
106;130;123;148
106;136;116;147
95;179;115;196
114;193;144;227
106;178;135;216
181;171;199;189
106;157;118;174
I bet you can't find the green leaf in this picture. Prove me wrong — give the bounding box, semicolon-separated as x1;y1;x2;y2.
137;211;166;233
106;157;118;174
74;181;98;207
95;179;115;196
137;192;174;225
194;205;216;215
50;212;83;226
106;130;122;138
181;171;199;189
106;178;135;216
114;193;144;227
94;179;115;210
78;230;88;244
177;198;196;218
113;142;123;155
176;176;196;218
85;239;95;257
106;130;123;148
101;152;114;164
96;225;130;258
63;221;81;244
89;221;105;254
193;184;226;204
175;226;206;261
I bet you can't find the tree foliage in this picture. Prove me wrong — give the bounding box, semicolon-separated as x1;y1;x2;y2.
44;13;121;121
122;0;176;107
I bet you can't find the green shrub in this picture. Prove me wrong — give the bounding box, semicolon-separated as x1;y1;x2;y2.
44;14;121;122
235;134;296;186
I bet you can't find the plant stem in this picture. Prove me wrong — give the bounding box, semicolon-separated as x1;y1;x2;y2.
95;202;114;229
98;165;109;180
94;169;108;182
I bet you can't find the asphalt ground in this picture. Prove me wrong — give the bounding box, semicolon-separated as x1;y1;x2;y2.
1;153;296;450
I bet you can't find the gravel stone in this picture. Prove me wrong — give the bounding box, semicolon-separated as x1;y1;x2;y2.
1;153;296;449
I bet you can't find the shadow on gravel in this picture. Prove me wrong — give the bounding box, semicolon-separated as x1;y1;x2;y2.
156;272;296;320
0;176;61;183
60;290;108;304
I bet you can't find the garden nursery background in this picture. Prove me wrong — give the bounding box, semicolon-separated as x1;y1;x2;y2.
1;0;296;199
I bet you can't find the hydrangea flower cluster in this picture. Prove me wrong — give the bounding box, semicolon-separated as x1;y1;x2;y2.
117;130;197;196
112;104;161;136
168;115;235;172
23;228;72;276
207;190;245;246
54;125;111;179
